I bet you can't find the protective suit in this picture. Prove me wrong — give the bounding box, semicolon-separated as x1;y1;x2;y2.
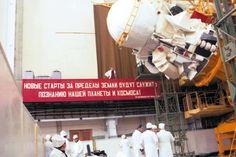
152;125;159;154
45;134;53;157
71;135;83;157
141;123;158;157
152;125;158;133
156;123;175;157
132;128;144;157
119;135;132;157
50;148;67;157
50;134;67;157
116;151;123;157
60;130;71;157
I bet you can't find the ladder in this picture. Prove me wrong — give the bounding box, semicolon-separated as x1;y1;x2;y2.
117;0;141;46
229;126;236;157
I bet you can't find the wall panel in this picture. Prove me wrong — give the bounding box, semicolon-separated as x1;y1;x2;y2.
0;43;41;157
23;0;98;78
0;0;16;71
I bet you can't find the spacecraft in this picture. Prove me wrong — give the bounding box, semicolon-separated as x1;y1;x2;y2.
106;0;219;84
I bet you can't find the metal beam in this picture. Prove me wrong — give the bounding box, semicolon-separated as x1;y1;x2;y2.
213;0;236;113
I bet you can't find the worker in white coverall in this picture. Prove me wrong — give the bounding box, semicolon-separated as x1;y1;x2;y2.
71;134;83;157
152;125;159;155
60;130;71;157
156;123;175;157
45;134;54;157
119;134;132;157
152;125;158;134
132;125;145;157
50;134;67;157
141;123;158;157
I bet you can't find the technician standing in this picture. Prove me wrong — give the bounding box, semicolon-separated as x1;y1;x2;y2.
156;123;175;157
141;122;159;157
50;134;67;157
71;134;84;157
60;130;71;157
45;134;53;157
132;125;145;157
120;134;132;157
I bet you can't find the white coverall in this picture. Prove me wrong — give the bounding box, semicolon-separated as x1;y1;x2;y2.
119;138;132;157
49;148;67;157
71;140;83;157
45;140;54;157
141;130;158;157
156;130;175;157
132;130;144;157
64;138;71;157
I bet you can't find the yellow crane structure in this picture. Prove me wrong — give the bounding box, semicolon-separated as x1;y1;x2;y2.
214;116;236;156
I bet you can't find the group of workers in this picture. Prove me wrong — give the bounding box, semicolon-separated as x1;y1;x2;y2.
44;130;83;157
44;122;174;157
119;122;175;157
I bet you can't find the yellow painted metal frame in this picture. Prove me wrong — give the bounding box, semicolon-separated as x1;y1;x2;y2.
193;53;224;87
35;124;39;157
94;3;113;8
229;126;236;156
183;91;234;119
214;119;236;156
116;0;141;46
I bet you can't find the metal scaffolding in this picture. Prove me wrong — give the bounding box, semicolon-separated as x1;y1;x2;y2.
154;75;195;157
214;0;236;113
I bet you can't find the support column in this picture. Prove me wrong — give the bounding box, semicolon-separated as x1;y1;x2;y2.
14;0;23;90
56;121;62;134
106;119;118;138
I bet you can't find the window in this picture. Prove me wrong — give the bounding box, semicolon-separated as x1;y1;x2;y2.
69;129;92;141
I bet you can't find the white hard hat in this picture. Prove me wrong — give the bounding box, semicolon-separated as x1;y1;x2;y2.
51;134;65;148
146;122;153;129
45;134;51;141
60;130;67;137
121;134;126;139
73;134;78;139
159;123;165;130
152;125;157;129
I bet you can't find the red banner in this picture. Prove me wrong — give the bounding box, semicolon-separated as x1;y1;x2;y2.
22;79;160;102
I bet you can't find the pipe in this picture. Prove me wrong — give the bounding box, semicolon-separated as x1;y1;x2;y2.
36;114;156;122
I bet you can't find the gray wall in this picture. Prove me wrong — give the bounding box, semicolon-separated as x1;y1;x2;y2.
186;129;218;154
0;43;42;157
